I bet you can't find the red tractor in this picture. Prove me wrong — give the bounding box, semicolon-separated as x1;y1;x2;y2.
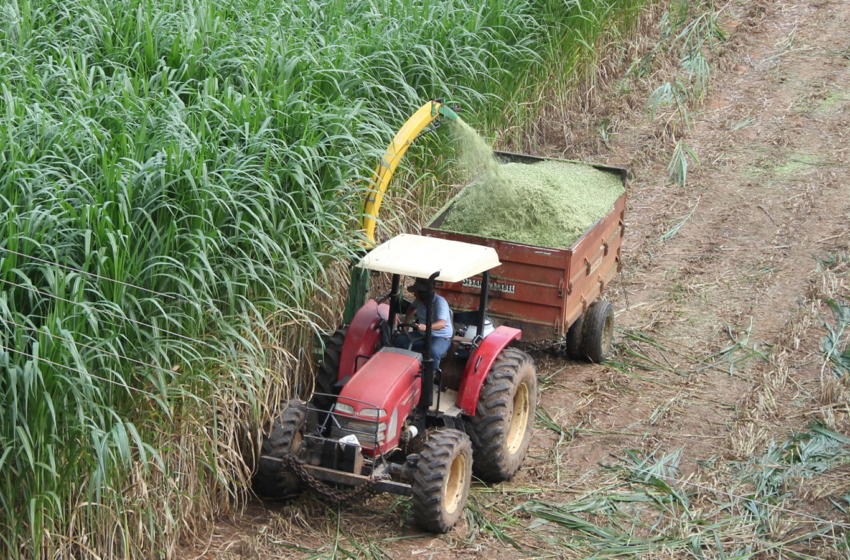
254;234;538;532
252;100;625;531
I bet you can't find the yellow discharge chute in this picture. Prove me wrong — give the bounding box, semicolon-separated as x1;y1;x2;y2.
360;100;458;246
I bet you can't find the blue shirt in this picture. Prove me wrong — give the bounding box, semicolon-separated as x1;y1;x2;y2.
413;294;453;339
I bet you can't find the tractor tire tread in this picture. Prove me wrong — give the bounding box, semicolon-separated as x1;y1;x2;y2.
253;400;306;498
411;429;472;534
314;326;347;409
465;347;537;482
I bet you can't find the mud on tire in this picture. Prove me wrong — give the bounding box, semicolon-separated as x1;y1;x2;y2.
465;347;537;482
411;429;473;533
253;400;307;498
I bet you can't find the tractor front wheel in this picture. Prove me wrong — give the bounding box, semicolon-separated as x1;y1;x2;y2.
253;400;307;498
465;347;537;482
411;429;472;533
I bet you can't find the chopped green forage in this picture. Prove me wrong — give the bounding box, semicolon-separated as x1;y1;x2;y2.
439;120;624;249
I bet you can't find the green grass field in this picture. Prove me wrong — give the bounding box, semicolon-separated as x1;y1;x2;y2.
0;0;648;556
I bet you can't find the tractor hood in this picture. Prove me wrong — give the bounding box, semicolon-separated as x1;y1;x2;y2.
337;348;422;419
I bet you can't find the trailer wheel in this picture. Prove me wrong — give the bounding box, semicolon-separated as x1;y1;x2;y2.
253;400;307;498
411;429;472;533
313;326;347;411
465;347;537;482
565;312;585;360
582;301;614;363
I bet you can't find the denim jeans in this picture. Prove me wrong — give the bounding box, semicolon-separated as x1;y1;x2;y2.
394;333;452;370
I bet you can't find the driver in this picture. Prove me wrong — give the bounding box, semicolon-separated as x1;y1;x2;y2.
394;278;453;369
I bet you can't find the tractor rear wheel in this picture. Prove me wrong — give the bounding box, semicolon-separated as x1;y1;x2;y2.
565;312;585;360
253;400;307;498
411;429;473;533
313;326;347;411
582;301;614;363
465;347;537;482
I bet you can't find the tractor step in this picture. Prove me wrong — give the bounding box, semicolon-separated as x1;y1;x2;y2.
431;388;463;416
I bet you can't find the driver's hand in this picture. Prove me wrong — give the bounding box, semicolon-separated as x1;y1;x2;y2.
417;323;427;332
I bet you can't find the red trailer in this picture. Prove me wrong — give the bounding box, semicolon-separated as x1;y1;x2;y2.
422;151;627;362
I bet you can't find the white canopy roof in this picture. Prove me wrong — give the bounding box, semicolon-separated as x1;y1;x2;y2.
357;234;501;283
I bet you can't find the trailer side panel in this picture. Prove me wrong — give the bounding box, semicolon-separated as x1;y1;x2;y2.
564;194;625;328
423;193;625;342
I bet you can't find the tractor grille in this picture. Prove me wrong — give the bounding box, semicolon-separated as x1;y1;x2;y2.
331;417;382;447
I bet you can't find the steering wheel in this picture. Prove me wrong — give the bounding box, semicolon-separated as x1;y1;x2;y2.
394;322;421;350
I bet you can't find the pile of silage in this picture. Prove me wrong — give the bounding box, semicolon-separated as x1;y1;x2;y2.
439;160;624;248
438;121;624;249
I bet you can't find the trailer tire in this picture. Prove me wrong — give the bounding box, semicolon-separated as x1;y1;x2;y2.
565;312;585;360
313;326;347;411
411;429;472;533
253;400;307;498
582;301;614;363
465;347;537;482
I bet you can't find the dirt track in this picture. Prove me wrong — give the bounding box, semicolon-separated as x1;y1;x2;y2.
189;1;850;557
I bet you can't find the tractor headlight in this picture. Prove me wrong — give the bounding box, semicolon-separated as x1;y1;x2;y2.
387;408;398;443
359;408;386;419
334;402;355;415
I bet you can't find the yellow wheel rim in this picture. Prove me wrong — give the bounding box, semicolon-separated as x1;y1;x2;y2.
506;382;530;454
443;452;468;515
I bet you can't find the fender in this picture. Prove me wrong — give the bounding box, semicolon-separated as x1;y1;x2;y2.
456;326;522;414
339;300;389;382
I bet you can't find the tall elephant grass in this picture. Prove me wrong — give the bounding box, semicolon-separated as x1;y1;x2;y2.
0;0;649;557
483;0;650;149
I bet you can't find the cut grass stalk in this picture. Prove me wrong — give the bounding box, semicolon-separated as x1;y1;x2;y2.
613;327;768;378
657;196;700;242
667;139;701;189
515;442;850;559
535;405;571;439
820;299;850;377
465;496;524;550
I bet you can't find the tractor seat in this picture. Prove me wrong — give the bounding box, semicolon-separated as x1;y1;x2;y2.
451;335;476;361
451;335;474;344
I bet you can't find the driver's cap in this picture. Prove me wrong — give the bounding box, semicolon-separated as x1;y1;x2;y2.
406;278;429;293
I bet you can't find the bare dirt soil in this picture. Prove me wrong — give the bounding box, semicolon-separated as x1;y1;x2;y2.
185;1;850;557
